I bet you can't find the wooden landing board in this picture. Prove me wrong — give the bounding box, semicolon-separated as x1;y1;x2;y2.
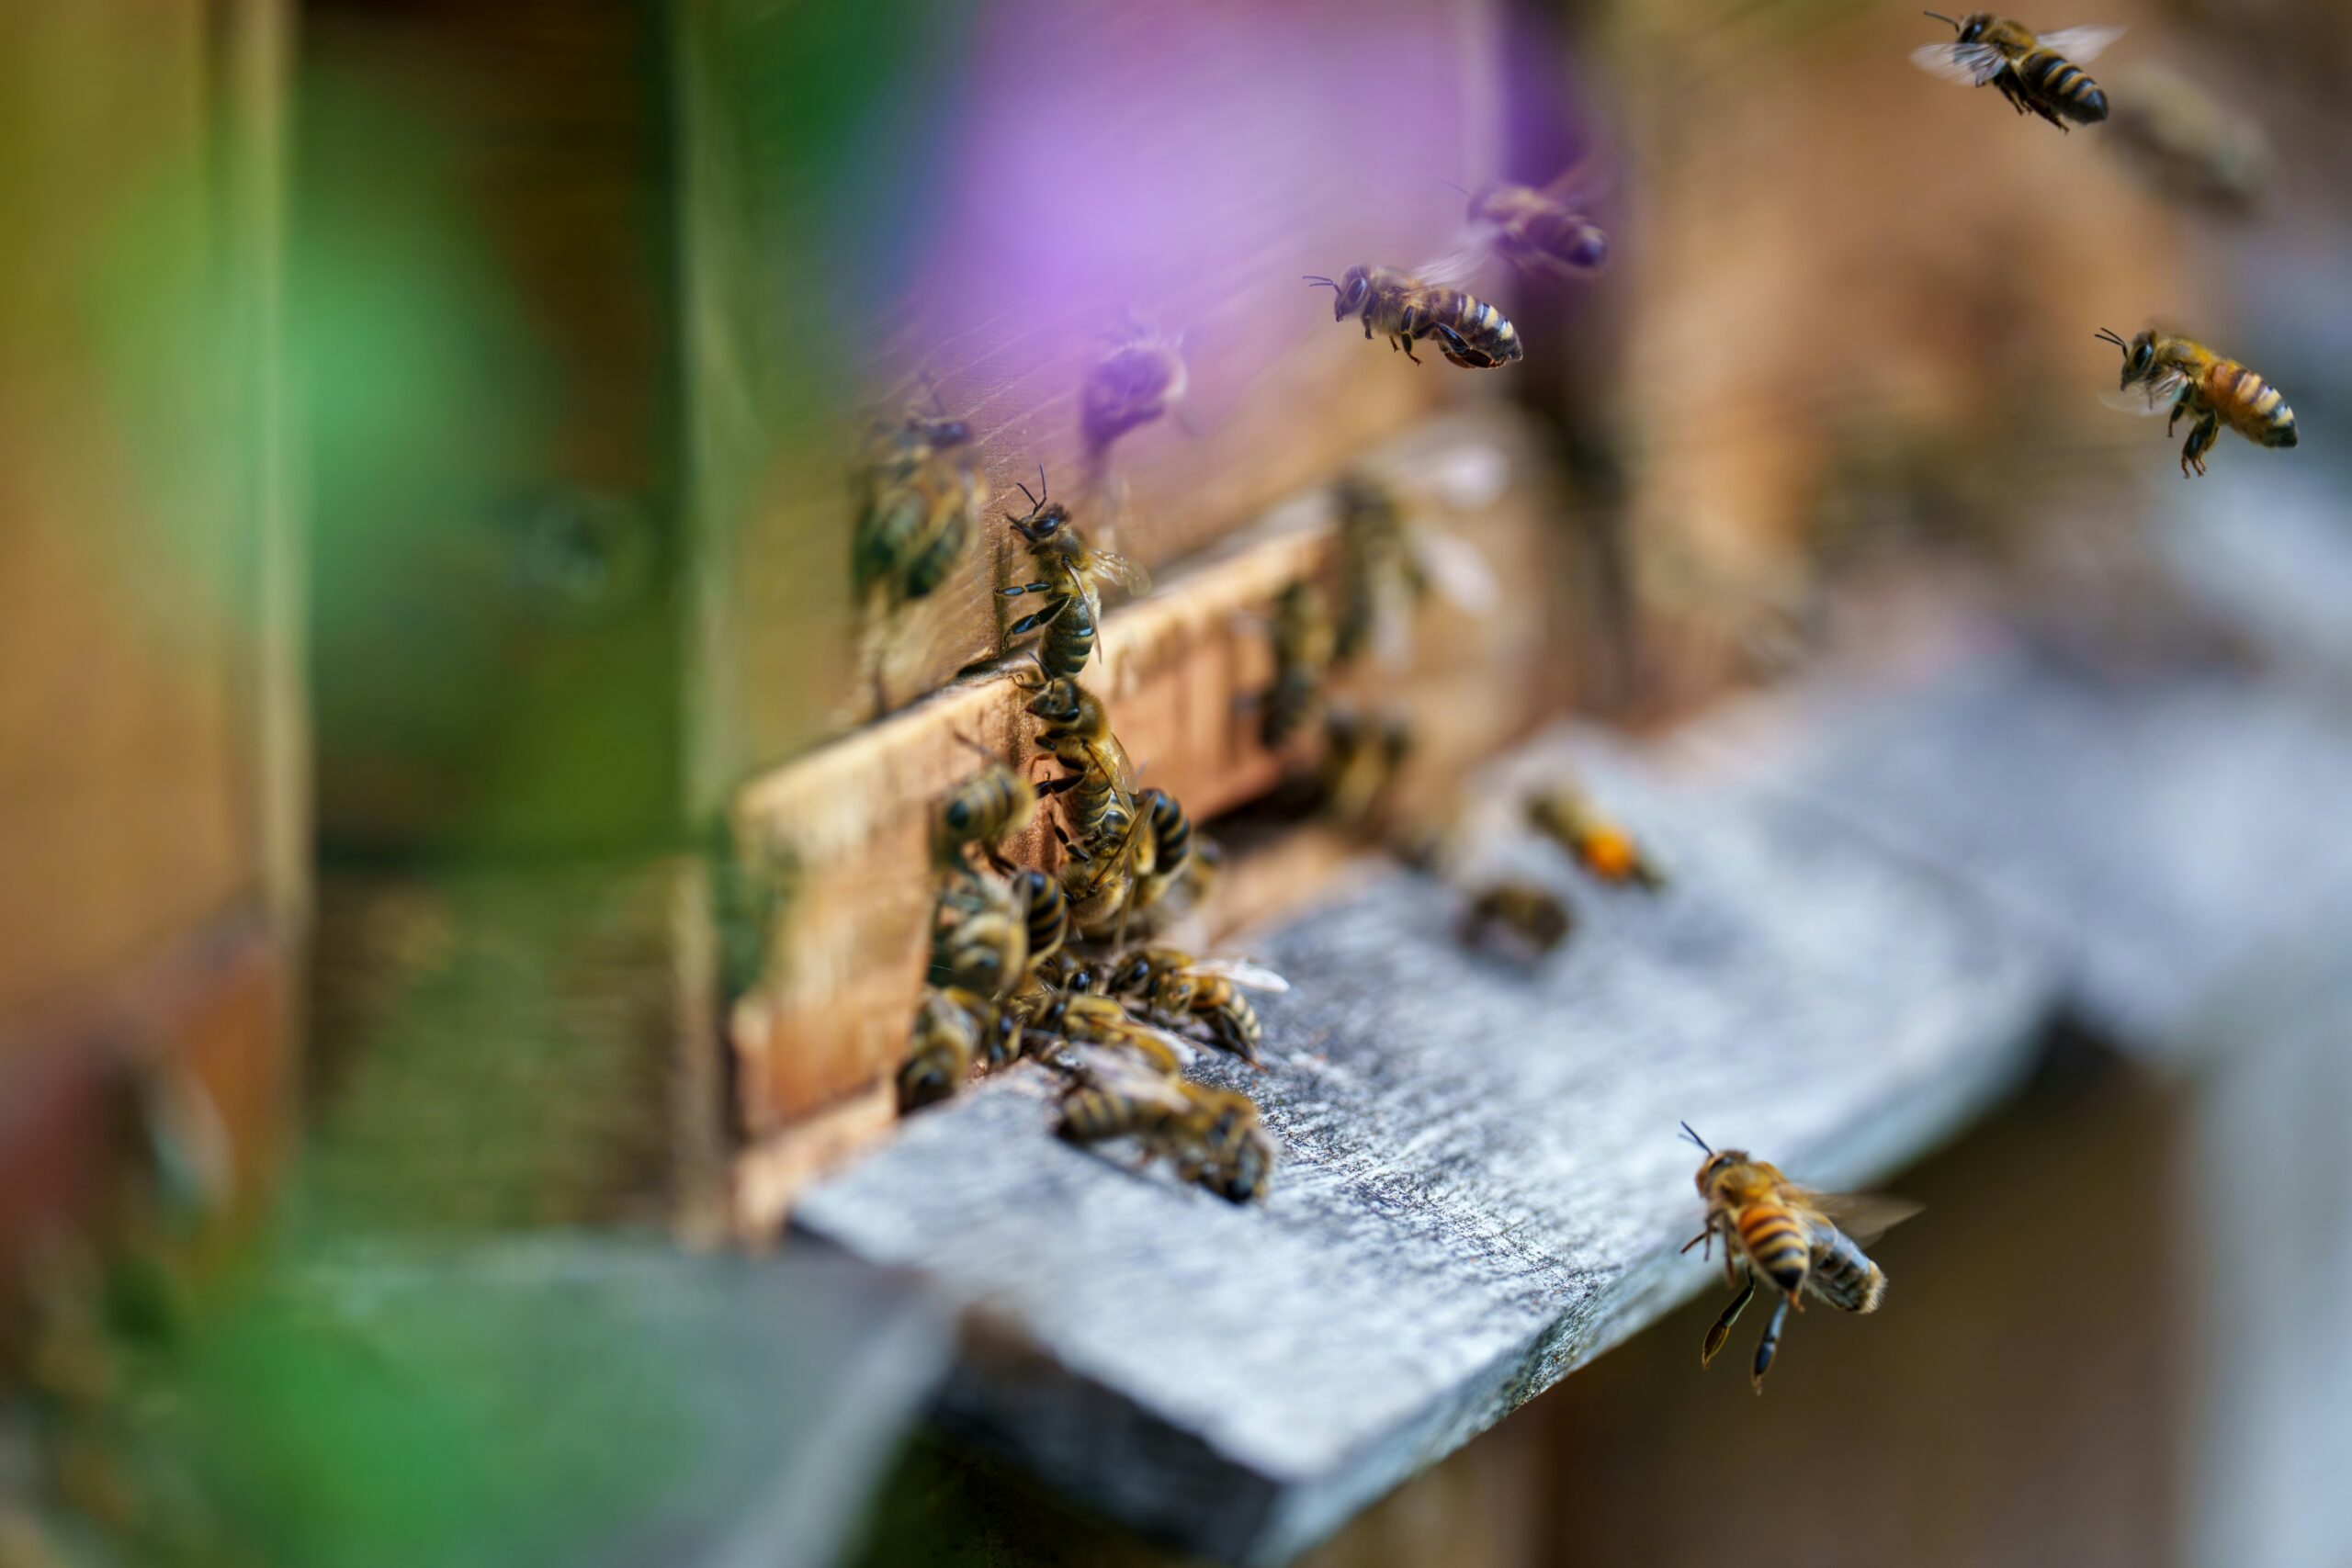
1702;640;2352;1054
725;411;1575;1134
790;723;2052;1565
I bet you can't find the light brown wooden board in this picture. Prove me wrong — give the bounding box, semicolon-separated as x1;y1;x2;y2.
724;408;1578;1139
679;0;1532;804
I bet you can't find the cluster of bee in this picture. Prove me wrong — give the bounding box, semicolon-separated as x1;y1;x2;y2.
888;469;1289;1203
1908;13;2298;477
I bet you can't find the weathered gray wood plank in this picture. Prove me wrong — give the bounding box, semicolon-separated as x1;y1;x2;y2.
791;728;2052;1564
1704;642;2352;1053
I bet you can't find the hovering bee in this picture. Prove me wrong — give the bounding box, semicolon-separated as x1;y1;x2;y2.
899;986;989;1110
1303;265;1523;369
1460;881;1574;957
2102;64;2269;217
1081;324;1189;463
852;406;984;603
1260;580;1334;750
1329;472;1500;670
1000;469;1151;680
1679;1123;1920;1392
1912;14;2123;131
1460;167;1611;280
1527;787;1668;890
1052;1044;1274;1203
2097;327;2297;477
931;872;1028;999
933;743;1036;874
1109;947;1288;1063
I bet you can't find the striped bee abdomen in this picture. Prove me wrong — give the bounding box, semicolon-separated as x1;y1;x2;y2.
1736;1201;1812;1296
2019;50;2109;123
1804;1223;1888;1314
1425;290;1524;369
2212;362;2300;448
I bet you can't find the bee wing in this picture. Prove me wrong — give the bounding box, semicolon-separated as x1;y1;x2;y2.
1415;234;1497;289
1410;530;1502;615
1541;152;1614;206
1082;549;1152;603
1191;957;1292;993
1910;40;2010;86
2037;25;2125;64
2100;368;2191;416
1795;1190;1925;1247
1060;1043;1193;1103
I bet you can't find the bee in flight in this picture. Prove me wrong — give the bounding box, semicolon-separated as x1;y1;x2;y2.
1000;468;1151;681
1912;13;2123;131
2101;63;2269;218
1454;159;1611;280
2097;327;2297;476
1679;1123;1920;1392
1081;321;1189;466
1303;265;1523;369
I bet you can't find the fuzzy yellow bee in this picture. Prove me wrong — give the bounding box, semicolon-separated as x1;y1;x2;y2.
2098;327;2297;476
1912;13;2123;131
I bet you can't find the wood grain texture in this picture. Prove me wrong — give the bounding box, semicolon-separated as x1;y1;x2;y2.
679;0;1530;802
304;857;721;1234
722;410;1576;1137
790;720;2053;1564
1699;637;2352;1052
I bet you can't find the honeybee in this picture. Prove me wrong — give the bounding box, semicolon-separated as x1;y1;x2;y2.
1133;833;1224;938
852;407;984;602
1113;948;1289;1063
1000;469;1151;680
1459;881;1574;956
1679;1123;1920;1392
933;746;1036;874
1009;868;1069;981
1912;14;2123;131
1126;788;1194;913
2102;64;2269;217
1316;706;1415;832
1303;265;1523;369
1329;473;1499;670
1526;787;1668;890
1025;677;1136;842
2098;327;2298;476
1081;325;1189;462
1052;1045;1274;1203
1025;991;1196;1075
931;872;1028;999
1463;169;1610;279
898;987;989;1110
1260;580;1334;750
1062;807;1159;944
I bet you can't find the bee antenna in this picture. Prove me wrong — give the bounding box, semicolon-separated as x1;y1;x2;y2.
1014;480;1041;512
1679;1122;1713;1154
1303;275;1337;290
2094;328;2128;348
1035;463;1049;507
1922;10;1959;28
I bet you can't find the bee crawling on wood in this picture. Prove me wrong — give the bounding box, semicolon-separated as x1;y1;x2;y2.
1459;881;1575;958
1304;264;1523;369
1315;705;1416;834
1526;786;1668;891
1106;947;1290;1065
1023;675;1135;849
930;870;1029;1000
2098;326;2297;477
932;738;1037;874
1024;991;1198;1077
851;401;983;604
999;468;1151;682
898;987;992;1110
1912;12;2123;131
1680;1123;1921;1392
1258;579;1335;750
1051;1044;1275;1203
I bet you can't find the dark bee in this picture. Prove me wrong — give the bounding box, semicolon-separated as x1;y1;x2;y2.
1466;175;1611;278
899;987;988;1110
1461;881;1575;956
852;408;983;602
931;872;1028;999
933;747;1036;874
1000;469;1150;680
1261;580;1334;749
1010;868;1069;980
1026;676;1135;848
1303;265;1523;369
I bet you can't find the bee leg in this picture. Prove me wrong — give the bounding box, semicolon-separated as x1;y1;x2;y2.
1678;1229;1711;1256
1702;1272;1755;1368
1400;337;1424;365
1751;1295;1792;1393
1001;581;1055;598
2182;412;2219;478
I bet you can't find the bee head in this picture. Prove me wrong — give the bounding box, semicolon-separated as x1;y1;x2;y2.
1565;229;1609;272
1023;676;1083;726
2097;328;2156;387
1211;1128;1275;1203
1305;267;1374;321
910;414;970;448
1680;1122;1744;1191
